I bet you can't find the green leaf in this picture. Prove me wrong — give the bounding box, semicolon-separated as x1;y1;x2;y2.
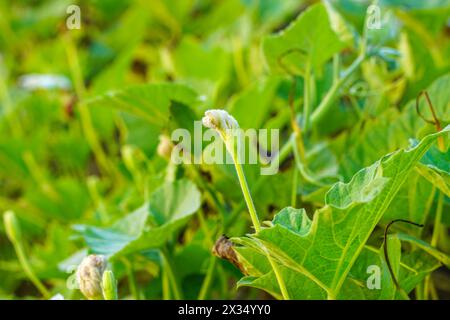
87;83;198;127
417;145;450;196
173;37;231;101
263;3;344;75
271;207;311;235
343;244;440;300
396;233;450;267
233;127;448;298
414;73;450;123
323;1;355;46
228;77;281;129
75;179;201;258
382;172;436;230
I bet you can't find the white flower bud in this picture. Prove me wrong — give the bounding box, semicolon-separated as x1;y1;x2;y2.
50;293;65;300
202;109;239;132
76;254;107;300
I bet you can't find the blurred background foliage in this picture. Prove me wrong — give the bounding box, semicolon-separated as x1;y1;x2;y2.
0;0;449;299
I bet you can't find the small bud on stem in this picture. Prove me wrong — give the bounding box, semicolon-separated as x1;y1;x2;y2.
3;210;22;243
102;270;118;300
201;109;290;300
3;210;51;299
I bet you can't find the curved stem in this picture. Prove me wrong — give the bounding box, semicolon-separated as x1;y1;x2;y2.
291;169;298;207
64;33;114;177
303;61;312;132
431;191;444;247
162;269;171;300
233;161;260;232
228;143;290;300
122;258;139;300
333;54;340;84
384;219;423;299
0;60;22;137
224;137;293;230
424;191;444;299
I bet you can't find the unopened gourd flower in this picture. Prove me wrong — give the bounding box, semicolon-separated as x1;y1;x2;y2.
3;210;22;243
202;109;240;156
102;270;118;300
76;254;107;300
201;109;290;299
3;210;51;299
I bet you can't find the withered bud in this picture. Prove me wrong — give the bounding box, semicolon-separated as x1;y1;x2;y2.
76;254;107;300
212;235;246;275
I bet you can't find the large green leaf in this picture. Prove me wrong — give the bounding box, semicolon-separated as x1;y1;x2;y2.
233;127;448;299
335;73;450;179
396;233;450;267
75;179;201;259
262;3;344;75
172;36;231;101
382;171;436;230
86;83;198;153
234;236;439;300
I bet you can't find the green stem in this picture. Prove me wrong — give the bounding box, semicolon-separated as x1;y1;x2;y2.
102;270;118;300
189;165;228;219
224;137;293;230
233;161;260;232
302;61;312;132
416;282;424;300
64;34;114;177
424;191;444;299
227;139;290;300
162;269;171;300
86;177;109;224
198;257;216;300
431;191;443;247
23;151;59;201
291;169;298;207
123;258;139;300
196;206;228;300
327;292;336;300
232;37;249;87
0;61;22;137
291;136;326;187
333;54;340;84
14;242;51;299
310;54;365;127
